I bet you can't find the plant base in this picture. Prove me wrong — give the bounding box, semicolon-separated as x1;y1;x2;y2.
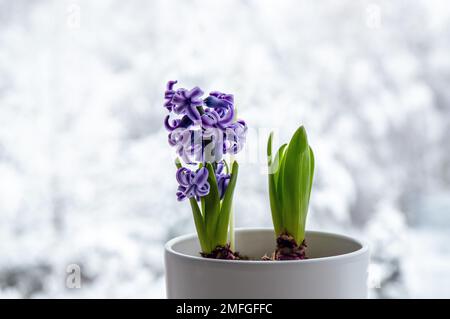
200;244;247;260
263;233;307;260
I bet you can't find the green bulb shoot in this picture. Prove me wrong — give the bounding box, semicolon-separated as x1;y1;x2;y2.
267;126;315;244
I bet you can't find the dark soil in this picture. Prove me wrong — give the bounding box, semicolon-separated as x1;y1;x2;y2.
200;244;248;260
262;233;307;260
200;233;307;261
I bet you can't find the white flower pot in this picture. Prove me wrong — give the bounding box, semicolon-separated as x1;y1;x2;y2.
165;228;369;298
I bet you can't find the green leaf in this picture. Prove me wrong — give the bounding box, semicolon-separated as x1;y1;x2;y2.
267;132;274;166
298;146;315;238
282;126;310;241
308;146;315;204
296;144;311;242
201;197;206;217
203;162;221;248
223;160;230;174
267;132;286;235
274;144;287;201
189;197;209;252
214;161;239;246
276;144;287;233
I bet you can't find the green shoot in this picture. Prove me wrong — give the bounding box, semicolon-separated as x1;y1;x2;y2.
267;126;314;244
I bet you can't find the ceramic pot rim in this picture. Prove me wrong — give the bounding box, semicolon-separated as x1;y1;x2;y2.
165;227;369;265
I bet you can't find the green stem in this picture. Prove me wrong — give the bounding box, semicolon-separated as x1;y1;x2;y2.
215;161;239;246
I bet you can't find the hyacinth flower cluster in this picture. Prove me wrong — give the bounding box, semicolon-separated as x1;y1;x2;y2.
267;126;314;260
164;81;247;258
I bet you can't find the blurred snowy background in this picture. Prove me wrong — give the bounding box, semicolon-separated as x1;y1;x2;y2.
1;0;450;298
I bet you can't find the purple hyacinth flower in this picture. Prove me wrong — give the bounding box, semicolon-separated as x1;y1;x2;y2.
201;106;234;130
215;162;230;199
163;82;247;168
172;87;204;122
164;80;178;111
164;114;193;131
202;126;224;163
205;91;234;109
168;128;204;164
224;120;248;154
176;167;210;201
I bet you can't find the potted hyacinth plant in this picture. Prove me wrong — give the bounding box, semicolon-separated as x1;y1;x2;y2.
162;80;247;259
164;84;369;299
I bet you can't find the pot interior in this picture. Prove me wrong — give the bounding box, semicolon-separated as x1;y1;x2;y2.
170;228;364;260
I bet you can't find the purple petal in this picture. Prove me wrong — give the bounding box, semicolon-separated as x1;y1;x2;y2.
216;173;230;199
209;91;221;98
196;183;210;197
166;80;177;90
222;94;234;105
185;104;200;122
186;87;204;100
193;167;209;185
164;115;181;131
223;177;230;191
176;167;193;186
204;96;228;109
206;92;234;108
216;162;225;175
217;106;234;127
164;91;174;99
172;90;188;104
201;110;219;127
